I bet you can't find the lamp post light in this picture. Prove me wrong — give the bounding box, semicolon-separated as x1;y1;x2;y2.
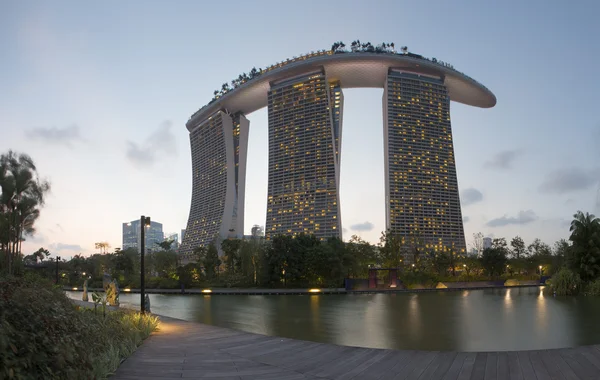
55;256;61;284
140;215;151;313
539;265;543;281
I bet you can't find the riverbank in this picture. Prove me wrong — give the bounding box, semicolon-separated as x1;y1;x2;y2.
111;313;600;379
64;282;542;296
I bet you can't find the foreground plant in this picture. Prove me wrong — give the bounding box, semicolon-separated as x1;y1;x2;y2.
0;275;158;379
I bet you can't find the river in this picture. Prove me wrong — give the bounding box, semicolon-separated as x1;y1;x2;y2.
66;287;600;352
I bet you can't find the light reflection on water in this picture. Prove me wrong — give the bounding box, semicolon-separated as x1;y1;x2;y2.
66;287;600;352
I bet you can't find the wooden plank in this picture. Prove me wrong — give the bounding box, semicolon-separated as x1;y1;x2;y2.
354;350;415;380
546;350;579;380
456;352;476;380
333;349;393;380
576;346;600;371
310;348;375;378
516;351;537;380
423;351;458;380
469;352;488;380
496;352;508;380
506;352;523;380
399;350;439;380
529;351;551;380
560;348;597;379
484;352;498;380
539;350;567;380
441;352;468;380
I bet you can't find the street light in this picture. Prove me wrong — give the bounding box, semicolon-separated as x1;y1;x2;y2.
140;215;151;313
55;256;61;284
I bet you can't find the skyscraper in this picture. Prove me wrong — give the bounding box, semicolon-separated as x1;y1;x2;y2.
182;46;496;254
383;70;466;252
122;219;164;253
179;111;249;254
265;71;342;240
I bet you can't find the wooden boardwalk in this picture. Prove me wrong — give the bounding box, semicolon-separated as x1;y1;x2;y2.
112;316;600;379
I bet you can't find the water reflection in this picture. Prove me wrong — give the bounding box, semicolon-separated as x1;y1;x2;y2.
65;288;600;352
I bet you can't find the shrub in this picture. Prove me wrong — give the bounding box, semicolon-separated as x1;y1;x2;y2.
546;268;582;296
0;275;158;379
0;275;92;379
400;271;438;289
586;278;600;296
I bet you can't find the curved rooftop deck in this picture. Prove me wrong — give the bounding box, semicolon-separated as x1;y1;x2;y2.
113;315;600;379
187;51;496;131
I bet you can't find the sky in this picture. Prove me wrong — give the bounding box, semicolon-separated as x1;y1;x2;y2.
1;0;600;257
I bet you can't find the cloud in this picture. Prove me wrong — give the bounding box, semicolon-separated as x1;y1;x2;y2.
25;125;84;147
484;149;522;170
27;233;46;244
56;223;64;231
342;227;348;234
538;167;600;195
350;221;375;232
463;216;470;223
126;120;177;168
486;210;538;227
461;188;483;206
49;243;83;252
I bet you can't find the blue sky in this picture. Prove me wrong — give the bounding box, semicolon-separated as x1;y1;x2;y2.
1;0;599;257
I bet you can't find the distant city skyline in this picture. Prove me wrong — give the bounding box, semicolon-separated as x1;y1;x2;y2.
1;0;599;257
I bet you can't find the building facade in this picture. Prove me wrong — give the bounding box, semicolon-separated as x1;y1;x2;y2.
179;111;249;254
181;49;496;255
265;72;342;240
383;70;466;252
122;219;164;253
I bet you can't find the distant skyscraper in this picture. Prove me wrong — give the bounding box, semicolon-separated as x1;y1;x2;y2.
383;70;466;252
180;111;249;254
483;237;493;250
180;229;186;244
122;219;164;253
251;225;264;238
265;72;342;240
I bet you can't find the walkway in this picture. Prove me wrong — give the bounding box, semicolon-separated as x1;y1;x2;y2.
112;316;600;379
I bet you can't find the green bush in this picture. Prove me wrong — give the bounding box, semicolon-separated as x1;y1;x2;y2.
400;271;439;289
546;268;582;296
585;278;600;296
0;275;158;379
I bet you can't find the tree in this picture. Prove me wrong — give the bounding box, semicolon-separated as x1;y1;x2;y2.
155;239;174;251
480;247;508;277
0;150;50;274
221;238;242;273
472;232;484;255
152;250;178;278
33;247;50;263
528;238;552;256
429;250;452;276
347;235;378;277
202;242;221;280
94;242;111;254
568;211;600;282
378;230;404;267
510;236;526;259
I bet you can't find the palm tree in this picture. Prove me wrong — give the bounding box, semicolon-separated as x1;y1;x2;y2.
569;211;600;281
0;151;50;274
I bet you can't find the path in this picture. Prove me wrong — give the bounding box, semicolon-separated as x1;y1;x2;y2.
112;315;600;379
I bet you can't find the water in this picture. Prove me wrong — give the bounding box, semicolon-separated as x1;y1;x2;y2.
66;287;600;352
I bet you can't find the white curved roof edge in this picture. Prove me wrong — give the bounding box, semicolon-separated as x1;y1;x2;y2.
186;52;496;132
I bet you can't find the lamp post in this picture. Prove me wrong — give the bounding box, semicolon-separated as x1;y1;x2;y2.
539;265;543;281
55;256;61;284
140;215;151;313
